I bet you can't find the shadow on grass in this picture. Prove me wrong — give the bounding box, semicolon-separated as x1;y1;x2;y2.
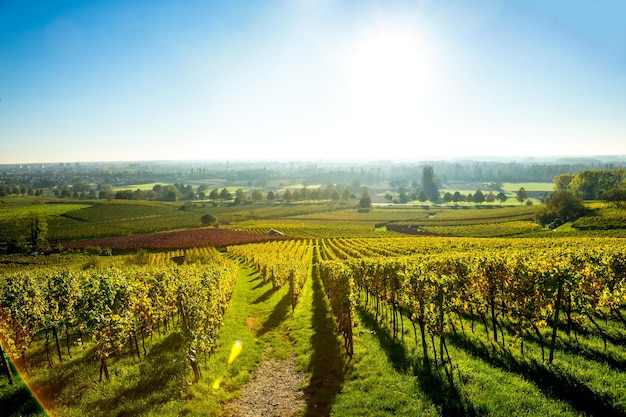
358;306;483;417
251;280;267;290
257;292;291;337
0;374;46;417
303;269;345;417
356;306;412;373
29;345;99;409
92;332;186;416
252;287;275;305
247;270;261;280
448;332;624;417
560;339;626;372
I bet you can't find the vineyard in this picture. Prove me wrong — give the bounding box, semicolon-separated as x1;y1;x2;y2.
2;201;626;416
58;228;287;251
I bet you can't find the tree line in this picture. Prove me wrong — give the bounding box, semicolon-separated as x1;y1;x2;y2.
554;168;626;203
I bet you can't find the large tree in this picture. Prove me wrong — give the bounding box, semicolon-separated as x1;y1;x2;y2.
535;191;586;227
201;213;218;227
474;189;485;204
553;173;574;192
421;166;439;201
603;187;626;208
219;188;232;201
29;215;48;252
359;191;372;209
516;187;528;205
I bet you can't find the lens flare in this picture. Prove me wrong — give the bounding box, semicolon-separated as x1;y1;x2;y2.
227;340;242;365
212;376;223;390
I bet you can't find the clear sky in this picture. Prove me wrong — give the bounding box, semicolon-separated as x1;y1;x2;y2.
1;0;625;164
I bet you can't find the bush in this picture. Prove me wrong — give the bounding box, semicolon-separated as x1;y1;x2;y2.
201;213;218;227
535;191;587;227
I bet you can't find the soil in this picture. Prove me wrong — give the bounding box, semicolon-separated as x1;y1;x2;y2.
224;357;308;417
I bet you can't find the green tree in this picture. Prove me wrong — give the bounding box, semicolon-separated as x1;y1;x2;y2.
30;215;48;252
553;173;574;192
474;189;485;204
421;165;438;199
234;188;247;203
603;187;626;208
250;189;264;201
219;188;232;201
443;192;453;204
309;188;320;200
568;169;626;200
283;189;293;202
359;191;372;209
341;189;353;202
417;190;427;203
201;213;218;227
291;189;302;201
6;218;27;254
496;192;508;204
535;191;586;227
516;187;528;205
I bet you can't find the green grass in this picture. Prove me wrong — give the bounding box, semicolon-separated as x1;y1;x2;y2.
111;182;164;191
0;201;91;220
501;182;555;193
176;255;308;415
337;292;626;416
288;263;345;415
0;370;47;417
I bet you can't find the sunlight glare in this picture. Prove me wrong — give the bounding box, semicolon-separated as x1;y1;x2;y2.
227;340;242;366
341;26;441;147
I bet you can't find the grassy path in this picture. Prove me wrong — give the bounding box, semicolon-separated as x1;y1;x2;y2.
179;255;335;416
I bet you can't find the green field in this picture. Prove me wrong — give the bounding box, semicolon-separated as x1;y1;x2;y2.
501;182;555;192
111;182;164;191
0;200;91;220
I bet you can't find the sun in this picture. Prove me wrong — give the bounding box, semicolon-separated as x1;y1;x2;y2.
340;26;440;145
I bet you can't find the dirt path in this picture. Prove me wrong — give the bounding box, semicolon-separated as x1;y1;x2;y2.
224;356;307;417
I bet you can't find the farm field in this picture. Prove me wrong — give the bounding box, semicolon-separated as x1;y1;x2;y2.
501;181;555;192
0;197;348;244
58;228;286;251
0;202;92;221
2;200;626;416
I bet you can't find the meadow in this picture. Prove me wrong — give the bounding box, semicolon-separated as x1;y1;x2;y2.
1;198;626;416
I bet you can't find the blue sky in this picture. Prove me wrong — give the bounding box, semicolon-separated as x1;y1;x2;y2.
1;0;625;163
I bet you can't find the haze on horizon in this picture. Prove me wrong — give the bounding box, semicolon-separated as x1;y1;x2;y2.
1;0;625;165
